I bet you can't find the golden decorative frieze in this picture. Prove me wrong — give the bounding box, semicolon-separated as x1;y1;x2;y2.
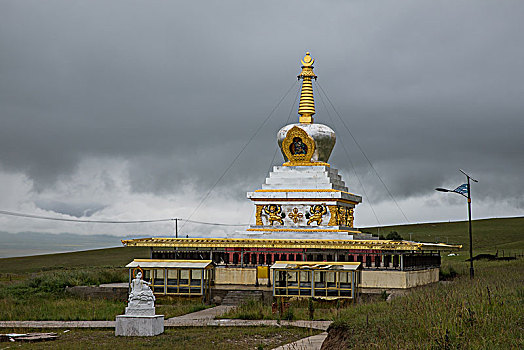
246;228;354;232
327;205;338;225
283;161;330;167
255;205;264;225
348;208;354;228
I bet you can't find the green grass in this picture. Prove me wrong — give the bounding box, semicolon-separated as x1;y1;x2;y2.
362;216;524;254
0;259;209;321
219;298;351;321
0;246;149;275
0;216;521;325
0;327;318;349
0;296;125;321
325;259;524;349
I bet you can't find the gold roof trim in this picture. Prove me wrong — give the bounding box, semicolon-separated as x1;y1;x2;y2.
246;228;361;233
274;261;361;266
133;259;213;263
121;237;462;251
254;189;359;196
249;197;359;205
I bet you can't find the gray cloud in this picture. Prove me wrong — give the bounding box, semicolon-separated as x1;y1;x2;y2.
0;1;523;233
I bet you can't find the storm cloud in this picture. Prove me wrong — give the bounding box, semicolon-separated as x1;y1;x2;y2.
0;1;523;235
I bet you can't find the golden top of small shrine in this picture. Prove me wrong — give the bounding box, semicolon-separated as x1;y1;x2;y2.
298;52;317;124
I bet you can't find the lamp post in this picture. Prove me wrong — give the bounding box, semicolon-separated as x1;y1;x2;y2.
435;169;478;279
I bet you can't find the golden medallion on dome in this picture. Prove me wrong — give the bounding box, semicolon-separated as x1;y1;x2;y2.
282;126;315;165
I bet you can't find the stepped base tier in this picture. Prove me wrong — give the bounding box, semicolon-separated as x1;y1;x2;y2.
227;165;373;240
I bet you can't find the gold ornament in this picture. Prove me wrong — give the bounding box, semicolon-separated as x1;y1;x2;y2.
337;206;348;226
288;207;304;224
348;208;354;228
307;204;327;226
255;205;264;225
298;52;317;124
282;126;315;165
327;205;338;226
263;204;284;226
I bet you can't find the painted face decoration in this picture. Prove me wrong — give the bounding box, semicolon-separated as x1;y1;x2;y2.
290;137;308;155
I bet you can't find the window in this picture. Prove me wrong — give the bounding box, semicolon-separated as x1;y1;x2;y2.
151;269;165;294
272;267;356;299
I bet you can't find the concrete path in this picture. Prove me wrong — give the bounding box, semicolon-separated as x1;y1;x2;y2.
0;319;331;331
167;304;236;321
165;319;331;331
0;306;331;350
272;332;328;350
0;320;115;328
0;304;331;337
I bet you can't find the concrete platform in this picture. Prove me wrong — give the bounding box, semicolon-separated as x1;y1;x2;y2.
115;315;164;336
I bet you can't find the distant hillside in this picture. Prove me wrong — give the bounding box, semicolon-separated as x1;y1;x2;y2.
0;246;150;274
0;231;125;258
361;216;524;253
1;216;522;259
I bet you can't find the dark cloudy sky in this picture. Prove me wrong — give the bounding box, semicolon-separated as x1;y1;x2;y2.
1;1;523;236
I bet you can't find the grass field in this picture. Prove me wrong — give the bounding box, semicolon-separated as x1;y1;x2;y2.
323;258;524;349
0;215;521;347
1;327;318;349
0;247;208;321
361;216;524;254
219;298;353;322
0;246;150;275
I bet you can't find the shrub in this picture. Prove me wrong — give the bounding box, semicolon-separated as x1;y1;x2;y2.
385;231;403;240
282;306;294;321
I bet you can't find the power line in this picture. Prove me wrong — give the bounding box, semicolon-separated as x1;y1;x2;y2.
179;80;299;233
247;83;302;225
316;82;410;224
316;83;382;226
266;83;301;174
0;210;248;227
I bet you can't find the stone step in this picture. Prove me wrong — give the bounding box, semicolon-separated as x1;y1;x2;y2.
260;184;348;191
264;175;346;187
221;291;264;306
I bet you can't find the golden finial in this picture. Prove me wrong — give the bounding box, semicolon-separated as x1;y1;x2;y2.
301;52;314;67
298;52;317;124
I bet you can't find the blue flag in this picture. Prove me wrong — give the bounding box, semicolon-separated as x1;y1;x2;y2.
453;184;468;196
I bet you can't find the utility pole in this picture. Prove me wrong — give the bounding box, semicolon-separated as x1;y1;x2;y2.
465;174;474;278
435;169;478;279
173;218;178;238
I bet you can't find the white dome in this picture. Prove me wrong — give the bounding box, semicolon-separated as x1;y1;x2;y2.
277;123;336;163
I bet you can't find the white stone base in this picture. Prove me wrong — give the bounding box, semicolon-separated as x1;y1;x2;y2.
115;315;164;336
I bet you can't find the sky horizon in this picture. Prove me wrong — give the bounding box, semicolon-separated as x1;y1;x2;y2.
1;1;523;237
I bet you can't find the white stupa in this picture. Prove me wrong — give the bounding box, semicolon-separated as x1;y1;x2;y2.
230;53;374;241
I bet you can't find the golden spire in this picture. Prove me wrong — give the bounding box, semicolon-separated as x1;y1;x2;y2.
297;52;317;124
